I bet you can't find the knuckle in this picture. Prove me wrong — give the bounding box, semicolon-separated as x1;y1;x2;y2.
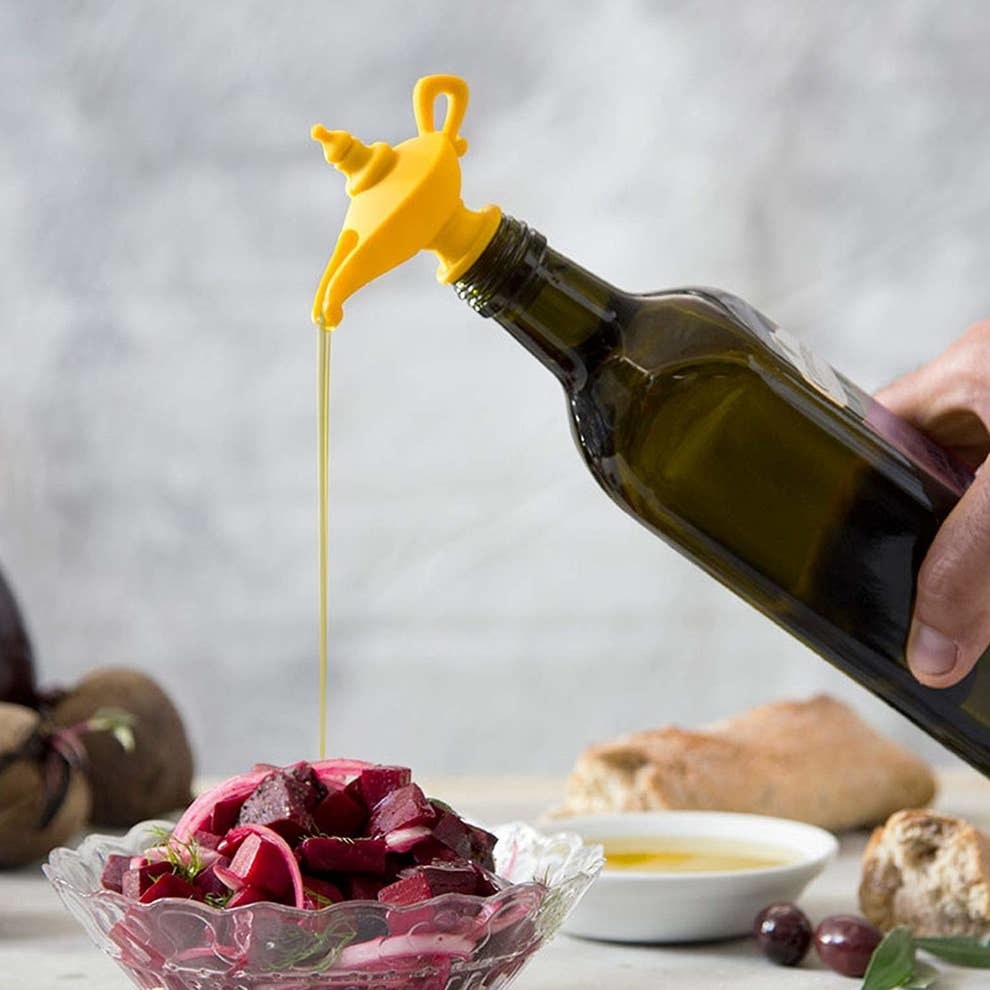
963;319;990;343
960;321;990;369
916;551;959;612
916;492;990;645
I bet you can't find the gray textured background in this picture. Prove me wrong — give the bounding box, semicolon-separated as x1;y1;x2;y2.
1;1;987;777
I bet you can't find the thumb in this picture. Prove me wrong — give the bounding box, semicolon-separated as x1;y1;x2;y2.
906;465;990;687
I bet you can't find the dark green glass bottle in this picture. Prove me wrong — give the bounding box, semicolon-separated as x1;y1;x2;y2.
456;216;989;774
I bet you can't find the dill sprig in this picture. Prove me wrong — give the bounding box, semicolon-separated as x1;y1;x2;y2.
145;825;205;883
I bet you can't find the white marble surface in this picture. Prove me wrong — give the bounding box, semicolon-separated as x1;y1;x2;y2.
2;770;989;990
1;3;989;776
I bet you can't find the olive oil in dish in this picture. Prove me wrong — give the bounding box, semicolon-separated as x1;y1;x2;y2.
601;836;797;874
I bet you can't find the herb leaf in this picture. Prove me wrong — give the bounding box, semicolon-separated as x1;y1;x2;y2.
861;927;917;990
143;825;203;882
915;936;990;968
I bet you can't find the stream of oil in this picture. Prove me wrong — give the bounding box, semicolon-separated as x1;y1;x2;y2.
317;328;332;760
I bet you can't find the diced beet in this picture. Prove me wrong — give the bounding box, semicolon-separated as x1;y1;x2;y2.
384;852;408;882
218;824;306;907
465;824;497;871
412;863;483;894
225;885;270;908
471;863;505;897
297;836;388;875
100;853;132;893
289;762;327;792
378;864;479;906
430;813;472;859
302;875;344;909
409;837;464;866
368;783;435;836
347;765;412;809
209;796;244;836
269;819;311;845
216;829;248;858
122;861;173;900
378;866;464;907
312;786;367;837
139;872;199;904
193;862;231;900
236;763;327;839
213;864;245;892
431;813;497;870
226;833;294;899
346;874;387;901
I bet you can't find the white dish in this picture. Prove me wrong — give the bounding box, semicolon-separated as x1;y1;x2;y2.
558;810;838;943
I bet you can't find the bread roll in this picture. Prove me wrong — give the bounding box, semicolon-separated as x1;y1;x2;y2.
860;809;990;936
554;695;935;831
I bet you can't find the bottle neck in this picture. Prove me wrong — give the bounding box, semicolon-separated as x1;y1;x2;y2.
454;216;619;389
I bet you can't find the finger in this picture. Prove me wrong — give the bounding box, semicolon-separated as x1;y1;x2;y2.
875;322;990;449
906;466;990;687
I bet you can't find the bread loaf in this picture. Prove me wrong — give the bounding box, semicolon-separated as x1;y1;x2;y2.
554;695;935;831
860;809;990;937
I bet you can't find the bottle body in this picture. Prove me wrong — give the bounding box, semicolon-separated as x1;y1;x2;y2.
574;287;988;768
458;218;989;772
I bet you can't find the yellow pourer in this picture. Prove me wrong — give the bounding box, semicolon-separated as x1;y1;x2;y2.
310;74;502;329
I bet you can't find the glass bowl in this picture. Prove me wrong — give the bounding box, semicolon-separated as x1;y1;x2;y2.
45;819;602;990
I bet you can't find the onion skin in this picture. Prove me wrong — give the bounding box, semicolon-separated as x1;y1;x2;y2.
0;570;37;709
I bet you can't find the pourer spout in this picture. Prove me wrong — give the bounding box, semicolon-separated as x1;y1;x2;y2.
310;75;501;329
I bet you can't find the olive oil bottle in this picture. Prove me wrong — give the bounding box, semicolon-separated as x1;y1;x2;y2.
453;216;988;771
309;75;989;773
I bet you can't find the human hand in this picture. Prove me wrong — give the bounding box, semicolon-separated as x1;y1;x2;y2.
875;322;990;688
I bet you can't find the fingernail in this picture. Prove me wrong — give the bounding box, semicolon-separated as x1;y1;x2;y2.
907;622;959;677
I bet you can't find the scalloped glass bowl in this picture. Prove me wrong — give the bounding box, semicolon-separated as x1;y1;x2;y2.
45;820;602;990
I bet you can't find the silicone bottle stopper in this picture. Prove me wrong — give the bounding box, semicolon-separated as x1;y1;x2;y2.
310;74;501;329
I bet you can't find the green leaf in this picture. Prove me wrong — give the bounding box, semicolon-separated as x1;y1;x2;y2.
916;935;990;968
861;927;918;990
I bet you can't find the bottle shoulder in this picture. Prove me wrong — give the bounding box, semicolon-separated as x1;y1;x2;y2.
574;285;972;502
600;285;782;382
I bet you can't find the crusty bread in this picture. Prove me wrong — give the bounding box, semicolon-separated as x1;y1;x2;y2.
860;809;990;936
553;695;935;831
